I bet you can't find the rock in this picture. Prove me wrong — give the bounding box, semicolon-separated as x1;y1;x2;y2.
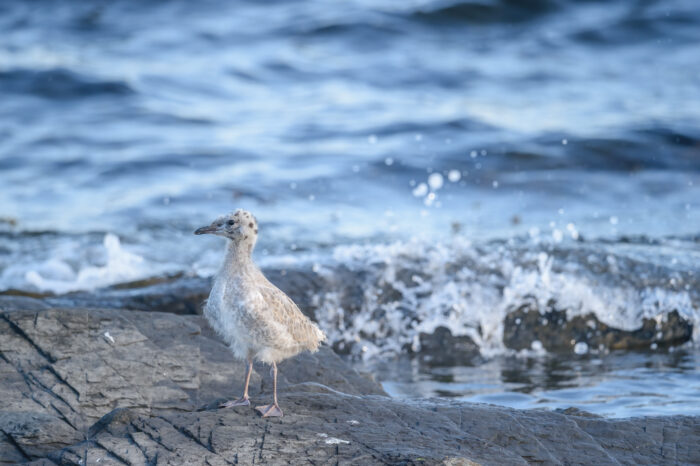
46;276;213;315
503;301;693;353
41;394;700;465
0;295;51;312
2;305;699;465
417;326;481;366
0;305;383;463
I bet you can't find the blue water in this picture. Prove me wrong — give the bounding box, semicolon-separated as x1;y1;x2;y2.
1;0;699;417
378;350;700;418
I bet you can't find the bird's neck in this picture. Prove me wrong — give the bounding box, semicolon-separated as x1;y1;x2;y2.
223;240;255;272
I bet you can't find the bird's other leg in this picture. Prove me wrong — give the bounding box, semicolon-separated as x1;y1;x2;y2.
255;362;283;417
220;358;253;408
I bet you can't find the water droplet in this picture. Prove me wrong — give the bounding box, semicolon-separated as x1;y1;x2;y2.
552;229;563;242
412;183;428;197
428;173;444;190
448;170;461;182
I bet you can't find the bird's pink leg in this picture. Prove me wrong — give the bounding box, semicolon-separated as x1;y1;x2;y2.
220;358;253;408
255;362;283;417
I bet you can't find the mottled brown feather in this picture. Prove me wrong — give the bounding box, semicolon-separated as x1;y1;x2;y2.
255;276;326;352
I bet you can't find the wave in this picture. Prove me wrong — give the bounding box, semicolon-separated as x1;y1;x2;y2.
403;0;559;25
393;128;700;176
0;68;132;99
310;237;699;360
570;1;700;46
0;233;158;294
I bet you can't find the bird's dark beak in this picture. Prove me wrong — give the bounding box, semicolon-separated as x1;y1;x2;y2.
194;225;217;235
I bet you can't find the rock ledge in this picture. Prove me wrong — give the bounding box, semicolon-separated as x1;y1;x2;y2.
1;304;698;465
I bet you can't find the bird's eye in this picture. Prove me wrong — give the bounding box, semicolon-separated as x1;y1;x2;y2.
227;220;235;226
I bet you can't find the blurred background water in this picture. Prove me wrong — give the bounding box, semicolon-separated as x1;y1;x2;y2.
1;0;699;417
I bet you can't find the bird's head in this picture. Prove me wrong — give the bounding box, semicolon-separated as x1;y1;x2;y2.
194;209;258;250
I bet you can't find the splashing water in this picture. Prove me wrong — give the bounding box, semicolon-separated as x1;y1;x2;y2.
4;234;153;294
313;238;698;360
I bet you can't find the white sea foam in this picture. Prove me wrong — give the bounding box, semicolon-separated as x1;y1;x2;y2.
2;234;155;294
314;238;698;359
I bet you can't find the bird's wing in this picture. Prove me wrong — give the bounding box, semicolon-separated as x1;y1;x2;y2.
256;280;325;348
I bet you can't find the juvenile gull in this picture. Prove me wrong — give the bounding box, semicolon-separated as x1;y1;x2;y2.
195;209;326;417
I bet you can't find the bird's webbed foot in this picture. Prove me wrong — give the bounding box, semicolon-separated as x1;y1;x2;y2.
220;397;250;408
255;403;283;417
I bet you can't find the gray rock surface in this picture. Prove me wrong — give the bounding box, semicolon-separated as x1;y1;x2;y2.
2;304;699;465
0;305;381;464
43;396;700;466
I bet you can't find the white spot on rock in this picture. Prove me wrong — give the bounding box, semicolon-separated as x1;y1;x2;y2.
326;437;350;445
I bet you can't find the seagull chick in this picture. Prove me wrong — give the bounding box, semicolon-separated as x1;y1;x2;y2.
195;209;326;417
